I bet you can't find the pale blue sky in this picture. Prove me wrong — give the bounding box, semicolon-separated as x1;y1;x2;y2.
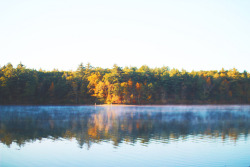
0;0;249;71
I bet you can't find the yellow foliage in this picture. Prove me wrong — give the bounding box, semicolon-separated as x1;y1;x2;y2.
88;73;101;86
66;76;73;81
220;73;226;77
121;82;127;88
214;73;220;79
227;68;239;79
112;95;121;104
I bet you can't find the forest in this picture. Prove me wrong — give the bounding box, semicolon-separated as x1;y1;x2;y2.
0;63;249;104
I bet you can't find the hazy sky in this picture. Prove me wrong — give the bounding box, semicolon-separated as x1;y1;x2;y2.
0;0;250;71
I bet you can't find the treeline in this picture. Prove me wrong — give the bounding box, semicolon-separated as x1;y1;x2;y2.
0;63;249;104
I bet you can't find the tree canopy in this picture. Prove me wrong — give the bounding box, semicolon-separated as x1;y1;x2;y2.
0;63;249;104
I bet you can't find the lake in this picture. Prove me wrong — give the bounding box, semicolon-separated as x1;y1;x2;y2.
0;105;250;167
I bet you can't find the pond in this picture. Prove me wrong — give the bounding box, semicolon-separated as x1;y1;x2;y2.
0;105;250;167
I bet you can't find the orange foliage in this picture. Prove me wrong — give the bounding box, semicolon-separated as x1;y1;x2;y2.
136;82;142;90
49;82;55;97
49;82;54;92
128;79;133;88
206;77;211;86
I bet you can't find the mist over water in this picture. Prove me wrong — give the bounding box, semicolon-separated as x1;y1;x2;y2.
1;105;250;166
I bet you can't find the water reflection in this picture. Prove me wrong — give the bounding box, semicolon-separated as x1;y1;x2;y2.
0;105;250;148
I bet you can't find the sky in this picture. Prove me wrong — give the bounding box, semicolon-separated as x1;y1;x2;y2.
0;0;250;72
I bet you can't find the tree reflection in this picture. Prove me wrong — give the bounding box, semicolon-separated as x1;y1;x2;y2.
0;106;250;148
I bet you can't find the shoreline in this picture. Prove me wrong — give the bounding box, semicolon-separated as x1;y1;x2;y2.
0;104;249;107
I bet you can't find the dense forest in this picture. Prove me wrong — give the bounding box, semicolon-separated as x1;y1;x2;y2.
0;63;249;104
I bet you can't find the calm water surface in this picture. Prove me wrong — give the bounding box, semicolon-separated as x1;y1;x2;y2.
0;105;250;167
